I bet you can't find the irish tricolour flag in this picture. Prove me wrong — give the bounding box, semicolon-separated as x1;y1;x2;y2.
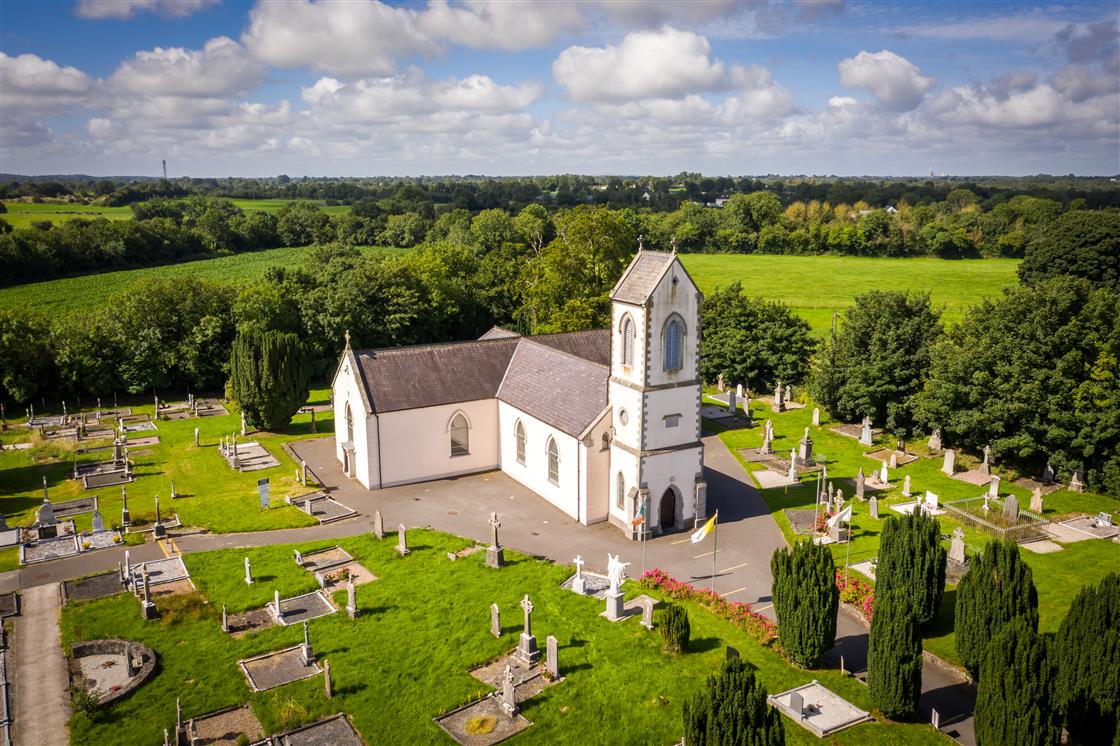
691;512;717;544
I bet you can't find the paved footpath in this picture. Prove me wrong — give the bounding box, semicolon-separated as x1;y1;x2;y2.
5;433;975;744
13;583;71;746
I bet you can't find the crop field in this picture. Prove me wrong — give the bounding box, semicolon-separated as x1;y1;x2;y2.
0;245;402;316
680;254;1021;334
0;198;349;228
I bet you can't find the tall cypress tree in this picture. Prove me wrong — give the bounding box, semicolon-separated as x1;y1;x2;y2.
868;589;923;720
975;619;1061;746
229;330;311;431
875;511;947;627
771;541;839;668
682;656;785;746
955;540;1039;678
1054;573;1120;744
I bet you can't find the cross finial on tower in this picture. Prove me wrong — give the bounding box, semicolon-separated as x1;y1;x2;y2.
344;329;351;349
637;234;645;251
670;236;678;254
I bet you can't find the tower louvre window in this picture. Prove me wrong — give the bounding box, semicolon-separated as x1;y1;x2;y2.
622;317;634;366
664;319;683;371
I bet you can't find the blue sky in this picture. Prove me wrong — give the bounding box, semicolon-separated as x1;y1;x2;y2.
1;1;1117;177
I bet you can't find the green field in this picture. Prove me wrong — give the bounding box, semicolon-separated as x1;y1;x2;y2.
680;254;1020;333
4;249;1019;331
0;198;349;229
0;245;400;316
62;530;949;746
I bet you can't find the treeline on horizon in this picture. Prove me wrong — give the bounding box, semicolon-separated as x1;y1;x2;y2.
2;171;1119;286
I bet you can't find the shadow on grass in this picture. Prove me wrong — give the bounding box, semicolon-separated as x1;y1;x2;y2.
923;586;956;641
687;637;722;654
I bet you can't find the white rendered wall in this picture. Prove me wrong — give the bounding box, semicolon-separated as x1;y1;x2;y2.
608;383;644;450
498;402;582;521
581;412;612;525
611;303;647;386
642;445;705;529
332;356;376;490
642;385;700;452
378;399;499;487
645;260;700;389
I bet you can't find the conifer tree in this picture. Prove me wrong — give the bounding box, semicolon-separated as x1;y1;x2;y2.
875;511;947;627
229;330;311;431
771;541;839;668
975;619;1061;746
1054;573;1120;744
868;590;923;720
682;656;785;746
659;602;690;654
955;540;1039;678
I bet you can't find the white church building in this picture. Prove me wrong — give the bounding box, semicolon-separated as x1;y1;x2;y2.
330;249;707;538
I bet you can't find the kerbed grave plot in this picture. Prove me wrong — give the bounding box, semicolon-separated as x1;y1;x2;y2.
289;492;358;524
239;646;321;692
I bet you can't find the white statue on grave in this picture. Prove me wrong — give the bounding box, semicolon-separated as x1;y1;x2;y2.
606;553;630;594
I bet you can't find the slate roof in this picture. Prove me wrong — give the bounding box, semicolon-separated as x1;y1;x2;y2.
610;250;675;305
478;326;519;340
498;340;609;436
353;338;519;413
531;329;610;366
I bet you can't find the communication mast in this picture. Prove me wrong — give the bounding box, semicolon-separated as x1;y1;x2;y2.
162;159;167;180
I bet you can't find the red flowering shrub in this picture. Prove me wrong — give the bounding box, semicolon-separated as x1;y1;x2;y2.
640;569;778;647
835;570;875;621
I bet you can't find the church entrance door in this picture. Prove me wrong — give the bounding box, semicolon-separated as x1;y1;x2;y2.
659;488;677;532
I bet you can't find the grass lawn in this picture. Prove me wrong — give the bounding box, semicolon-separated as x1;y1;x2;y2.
0;388;336;535
710;395;1120;668
62;529;950;745
681;254;1020;334
0;245;402;317
0;198;349;229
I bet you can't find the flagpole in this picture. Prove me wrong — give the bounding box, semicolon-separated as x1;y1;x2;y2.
844;511;852;587
641;496;648;576
711;510;718;593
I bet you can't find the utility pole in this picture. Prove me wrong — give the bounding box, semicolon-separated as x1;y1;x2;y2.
162;159;167;180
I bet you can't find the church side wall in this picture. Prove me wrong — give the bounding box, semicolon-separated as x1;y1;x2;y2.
378;399;499;487
581;412;611;525
497;402;581;522
332;360;375;489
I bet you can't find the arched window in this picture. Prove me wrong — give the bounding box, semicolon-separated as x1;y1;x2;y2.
616;472;625;510
547;438;559;485
450;413;470;457
622;316;634;366
515;420;526;465
600;432;610;451
664;318;684;371
345;403;354;443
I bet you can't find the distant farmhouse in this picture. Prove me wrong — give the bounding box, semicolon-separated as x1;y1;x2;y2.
331;250;707;538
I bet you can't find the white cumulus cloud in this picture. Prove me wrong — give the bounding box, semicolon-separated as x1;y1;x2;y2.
838;49;933;111
419;0;583;50
75;0;219;20
109;36;264;98
0;52;95;110
553;27;730;102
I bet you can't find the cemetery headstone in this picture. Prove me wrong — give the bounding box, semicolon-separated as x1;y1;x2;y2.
487;512;505;569
799;427;813;462
987;475;1001;499
928;429;942;452
902;475;912;497
1002;494;1020;521
942;449;956;476
787;460;797;483
572;555;586;594
736;383;743;398
1070;469;1086;494
513;594;540;667
889;452;899;470
294;549;304;566
301;620;314;665
240;411;247;437
812;407;821;426
859;416;873;446
244;556;253;585
869;495;879;519
274;590;281;619
949;527;967;565
546;635;559;678
879;460;890;485
498;665;518;718
300;460;307;486
152;496;166;539
790;691;805;717
346;577;358;619
1042;462;1055;485
373;509;384;540
727;390;736;415
324;659;332;699
640;601;654;630
856;468;865;501
717;373;725;392
91;510;104;533
979;445;992;476
772;381;785;413
1030;487;1044;514
193;428;199;447
141;569;156;620
221;603;228;632
490;603;501;637
396;524;410;556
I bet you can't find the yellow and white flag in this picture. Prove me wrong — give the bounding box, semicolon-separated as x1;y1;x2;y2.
827;504;853;529
691;512;717;544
